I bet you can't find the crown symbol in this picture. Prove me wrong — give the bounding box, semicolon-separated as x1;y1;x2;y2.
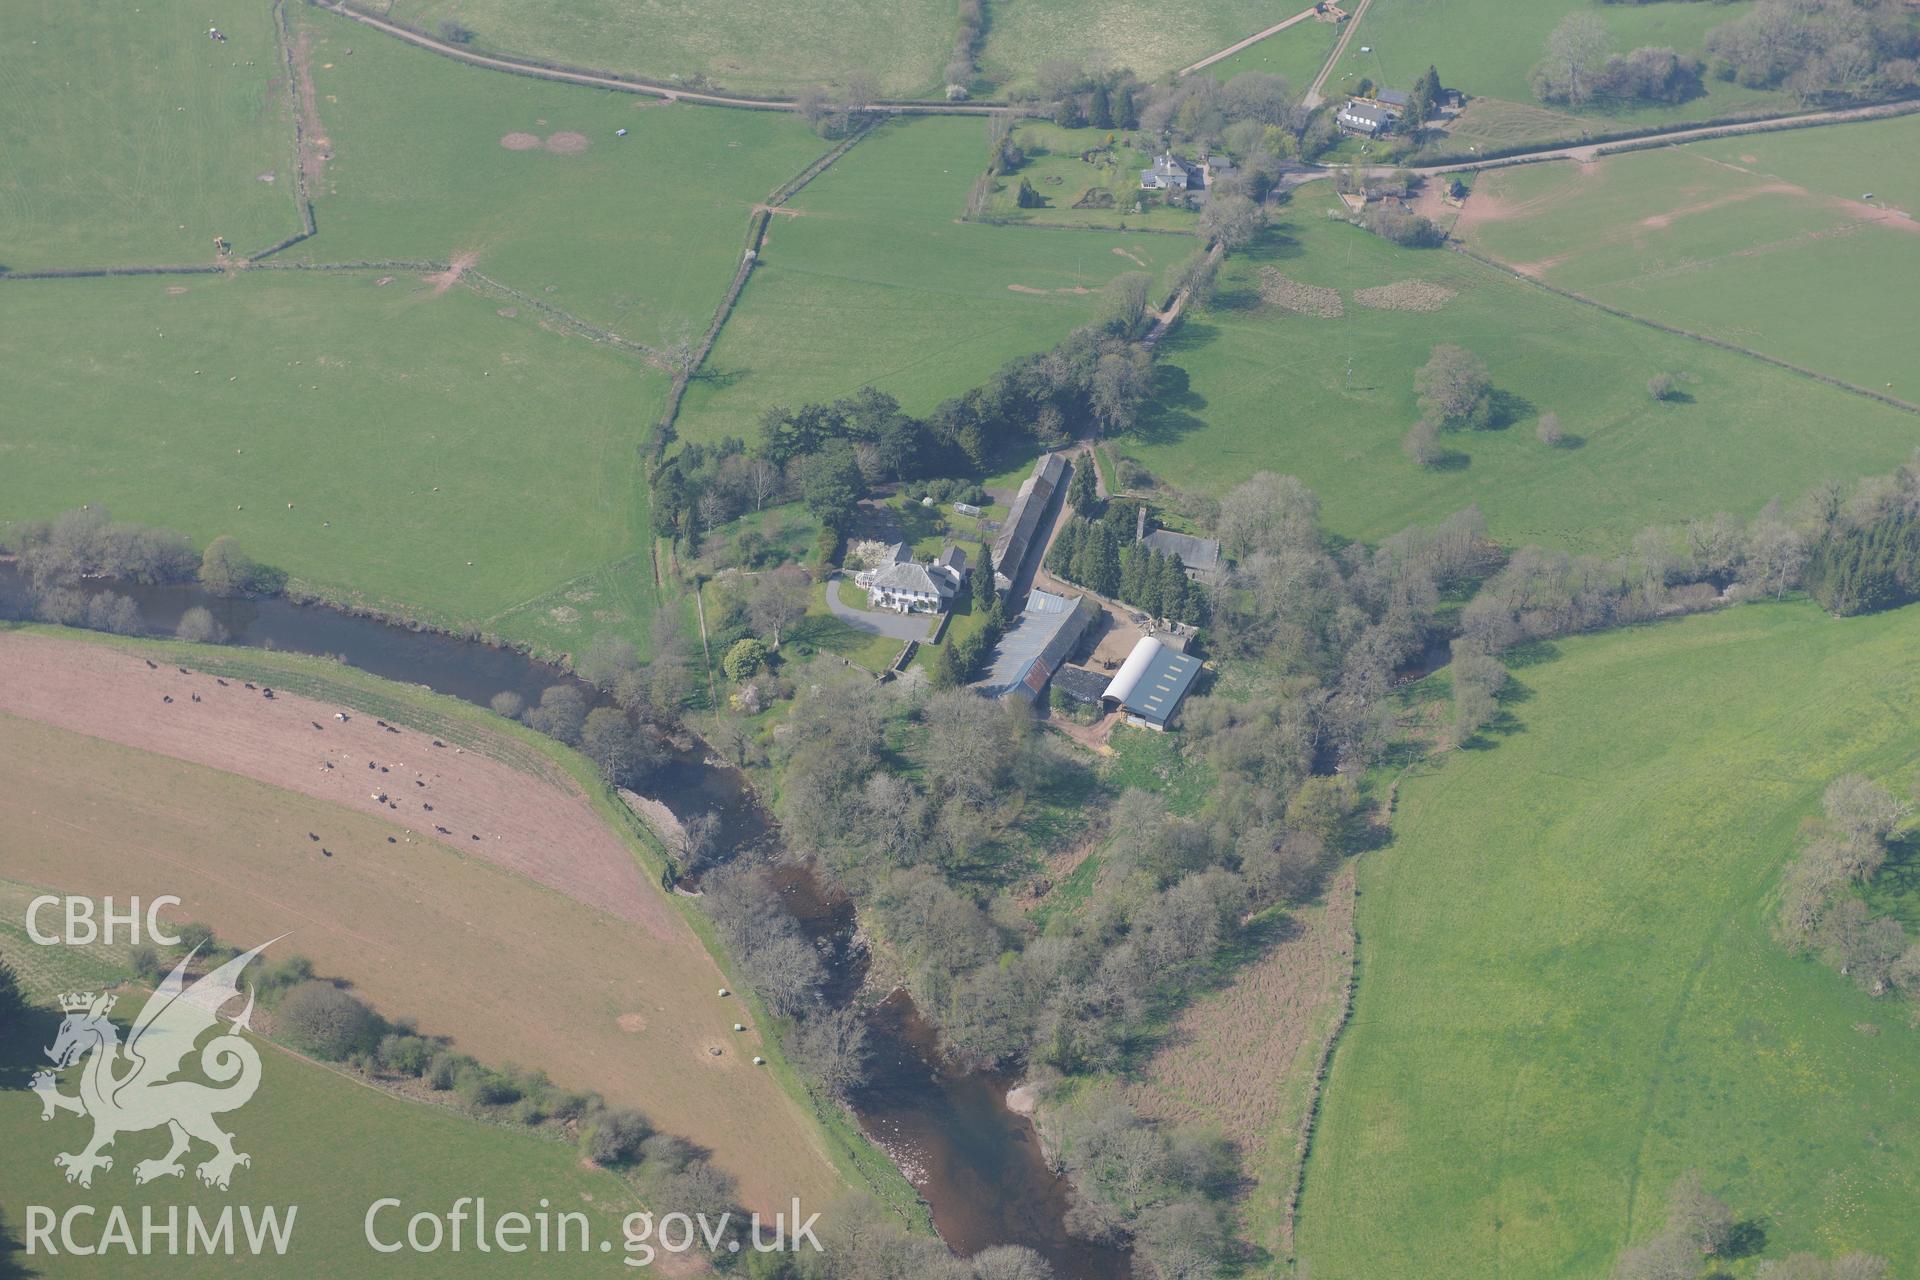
59;991;110;1014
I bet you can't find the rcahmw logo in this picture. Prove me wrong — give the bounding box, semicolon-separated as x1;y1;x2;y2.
25;938;300;1260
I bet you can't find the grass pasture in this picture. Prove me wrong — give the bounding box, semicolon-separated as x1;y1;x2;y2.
1299;602;1920;1277
288;5;832;342
1456;116;1920;392
673;117;1191;447
0;0;301;269
0;1008;650;1278
364;0;955;97
1196;15;1341;91
1116;183;1920;553
981;0;1287;88
0;272;663;658
1328;0;1794;152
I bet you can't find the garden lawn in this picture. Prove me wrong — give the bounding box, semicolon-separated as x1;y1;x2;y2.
1456;116;1920;393
981;124;1204;232
288;4;832;341
673;117;1190;447
1299;601;1920;1278
363;0;954;97
1329;0;1795;152
0;272;664;658
0;0;301;268
1117;183;1920;554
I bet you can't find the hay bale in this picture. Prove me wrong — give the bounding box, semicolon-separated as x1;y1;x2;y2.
1257;269;1343;318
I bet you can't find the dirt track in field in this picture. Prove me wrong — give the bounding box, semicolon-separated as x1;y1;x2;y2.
0;631;673;939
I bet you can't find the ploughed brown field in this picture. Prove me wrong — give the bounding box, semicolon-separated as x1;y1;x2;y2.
0;630;841;1214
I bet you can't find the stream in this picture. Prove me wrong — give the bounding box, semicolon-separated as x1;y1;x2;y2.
0;564;1129;1278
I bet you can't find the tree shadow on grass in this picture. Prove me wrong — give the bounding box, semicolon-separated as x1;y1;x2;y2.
1423;446;1472;472
1486;388;1534;430
1132;362;1210;447
1501;640;1562;670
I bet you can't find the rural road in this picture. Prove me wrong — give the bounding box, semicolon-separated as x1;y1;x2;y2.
824;573;935;641
1304;0;1373;108
1178;7;1321;77
1390;98;1920;176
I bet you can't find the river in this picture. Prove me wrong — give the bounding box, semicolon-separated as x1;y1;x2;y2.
0;564;1129;1278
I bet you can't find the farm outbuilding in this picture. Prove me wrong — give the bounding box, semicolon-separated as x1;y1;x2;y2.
1102;636;1202;730
976;589;1093;702
992;453;1069;591
1050;664;1111;706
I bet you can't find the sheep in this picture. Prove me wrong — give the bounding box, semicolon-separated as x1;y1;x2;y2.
162;695;173;703
145;659;157;669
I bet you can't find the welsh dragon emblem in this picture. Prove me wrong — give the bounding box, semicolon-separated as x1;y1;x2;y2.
33;940;278;1190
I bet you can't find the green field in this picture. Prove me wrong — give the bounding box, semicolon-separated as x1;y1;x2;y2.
0;0;301;268
1114;182;1920;553
1197;16;1340;90
0;273;663;658
1457;116;1920;393
982;0;1286;87
673;117;1191;447
364;0;955;97
1299;602;1920;1277
1329;0;1794;151
0;1010;652;1277
287;5;831;341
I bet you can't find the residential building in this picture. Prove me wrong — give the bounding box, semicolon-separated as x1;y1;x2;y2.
1139;152;1198;191
865;545;967;613
1337;99;1397;134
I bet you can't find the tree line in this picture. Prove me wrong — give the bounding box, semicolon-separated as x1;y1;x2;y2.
1535;0;1918;109
1;506;282;637
112;929;746;1244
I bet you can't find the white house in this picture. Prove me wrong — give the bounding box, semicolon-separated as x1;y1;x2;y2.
1139;152;1198;191
865;545;967;614
1337;99;1397;134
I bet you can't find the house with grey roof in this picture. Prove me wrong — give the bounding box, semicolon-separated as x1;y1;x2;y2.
865;545;967;613
1142;529;1223;581
993;453;1069;591
1376;87;1411;108
1337;98;1397;134
1139;152;1198;192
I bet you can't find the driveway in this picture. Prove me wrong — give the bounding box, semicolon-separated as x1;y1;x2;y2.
824;573;935;641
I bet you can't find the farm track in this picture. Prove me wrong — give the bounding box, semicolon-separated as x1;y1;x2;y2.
1304;0;1373;108
1177;6;1322;77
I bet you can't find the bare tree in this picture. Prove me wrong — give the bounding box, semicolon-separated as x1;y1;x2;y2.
749;564;811;648
1532;12;1611;105
789;1005;869;1100
745;456;780;510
